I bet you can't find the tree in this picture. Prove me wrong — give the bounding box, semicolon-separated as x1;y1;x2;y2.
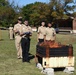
0;0;17;27
22;2;49;26
0;0;23;27
49;0;76;20
21;0;76;27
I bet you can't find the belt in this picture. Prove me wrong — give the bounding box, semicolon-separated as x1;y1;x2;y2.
22;36;29;39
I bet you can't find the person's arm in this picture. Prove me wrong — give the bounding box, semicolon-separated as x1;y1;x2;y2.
29;27;33;36
14;25;17;33
53;28;56;40
14;25;20;35
37;33;39;42
20;31;32;37
37;27;40;42
44;28;47;41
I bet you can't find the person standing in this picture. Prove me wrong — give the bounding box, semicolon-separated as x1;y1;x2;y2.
14;17;23;59
9;24;14;40
37;21;46;43
45;22;56;41
20;20;32;62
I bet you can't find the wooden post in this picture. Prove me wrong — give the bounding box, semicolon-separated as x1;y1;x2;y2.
69;44;73;57
73;17;76;33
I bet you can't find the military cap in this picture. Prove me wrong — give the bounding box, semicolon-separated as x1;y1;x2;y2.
18;16;22;21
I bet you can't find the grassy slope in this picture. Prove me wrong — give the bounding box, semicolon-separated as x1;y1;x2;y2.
0;30;76;75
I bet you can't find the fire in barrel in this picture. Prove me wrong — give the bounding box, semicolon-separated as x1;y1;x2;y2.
36;41;75;68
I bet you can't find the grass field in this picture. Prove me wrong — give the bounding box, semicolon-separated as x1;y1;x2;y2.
0;30;76;75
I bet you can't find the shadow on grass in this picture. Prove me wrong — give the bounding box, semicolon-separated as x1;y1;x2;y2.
0;39;4;41
29;53;35;61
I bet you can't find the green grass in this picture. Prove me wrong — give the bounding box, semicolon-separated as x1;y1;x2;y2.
0;30;76;75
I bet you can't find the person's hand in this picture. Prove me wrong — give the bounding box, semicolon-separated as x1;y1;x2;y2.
14;29;18;32
20;33;23;36
29;33;32;36
14;30;20;34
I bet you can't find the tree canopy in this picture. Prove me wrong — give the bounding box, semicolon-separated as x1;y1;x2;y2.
0;0;76;27
21;0;76;26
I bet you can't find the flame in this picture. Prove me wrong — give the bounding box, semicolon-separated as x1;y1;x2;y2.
39;40;62;48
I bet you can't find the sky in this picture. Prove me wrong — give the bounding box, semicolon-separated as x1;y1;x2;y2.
9;0;50;7
8;0;76;13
